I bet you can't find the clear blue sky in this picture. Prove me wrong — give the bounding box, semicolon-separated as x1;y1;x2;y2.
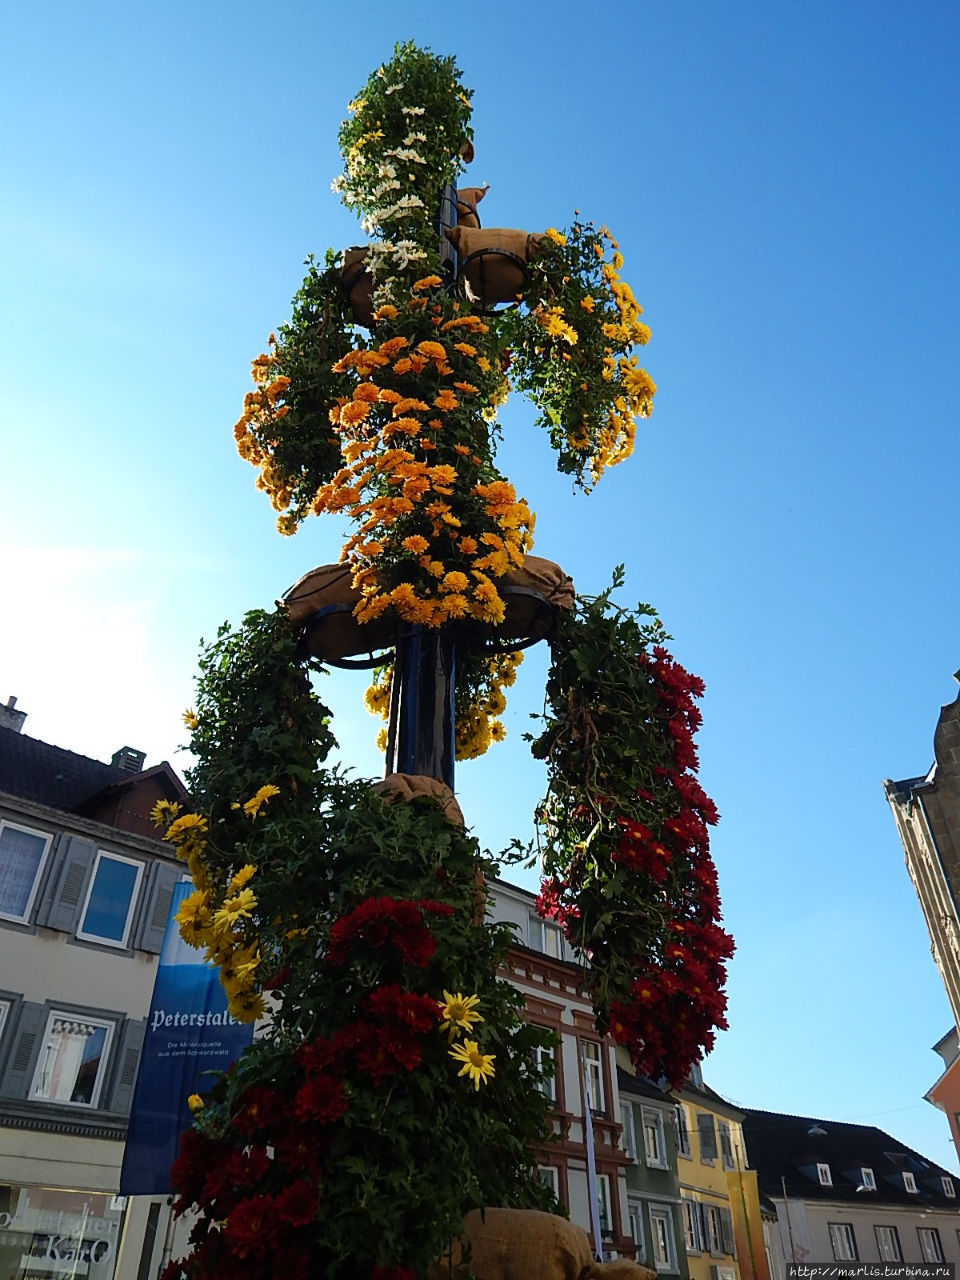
3;1;959;1169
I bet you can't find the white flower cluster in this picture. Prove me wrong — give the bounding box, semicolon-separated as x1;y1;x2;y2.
400;105;425;116
385;147;426;165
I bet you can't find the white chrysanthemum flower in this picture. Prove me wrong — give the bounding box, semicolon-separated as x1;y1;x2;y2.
385;147;426;164
384;82;402;94
330;174;347;192
401;105;426;115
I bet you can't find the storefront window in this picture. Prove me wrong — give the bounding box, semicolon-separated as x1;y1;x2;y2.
0;1184;125;1280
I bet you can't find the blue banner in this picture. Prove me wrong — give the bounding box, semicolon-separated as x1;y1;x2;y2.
120;882;254;1194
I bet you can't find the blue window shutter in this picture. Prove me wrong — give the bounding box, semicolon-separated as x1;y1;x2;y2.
135;862;180;953
107;1018;146;1114
37;837;96;932
0;1002;47;1098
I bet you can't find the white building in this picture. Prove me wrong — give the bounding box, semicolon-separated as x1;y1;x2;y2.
0;703;185;1280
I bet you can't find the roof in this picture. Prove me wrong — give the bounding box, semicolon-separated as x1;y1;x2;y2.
742;1109;959;1209
886;771;934;802
618;1068;675;1104
0;725;183;814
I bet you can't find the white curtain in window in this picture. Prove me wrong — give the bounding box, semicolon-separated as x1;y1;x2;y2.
34;1018;99;1101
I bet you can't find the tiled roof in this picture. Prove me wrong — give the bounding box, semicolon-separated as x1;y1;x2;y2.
743;1109;958;1209
0;725;139;811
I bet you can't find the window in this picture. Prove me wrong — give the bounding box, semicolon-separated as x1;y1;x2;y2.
529;914;563;959
942;1175;955;1198
917;1228;944;1263
817;1162;832;1186
76;851;144;947
682;1198;703;1253
0;999;9;1042
903;1171;917;1193
718;1119;735;1169
537;1165;559;1197
596;1173;612;1235
675;1104;691;1157
649;1205;677;1272
621;1100;638;1161
874;1226;901;1262
688;1061;703;1089
642;1108;668;1169
0;821;52;923
581;1040;605;1113
859;1167;875;1190
30;1011;114;1107
533;1035;556;1103
697;1112;717;1162
828;1223;857;1262
707;1206;725;1256
627;1200;646;1260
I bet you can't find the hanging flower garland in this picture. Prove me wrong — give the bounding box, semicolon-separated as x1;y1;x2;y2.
228;44;657;758
161;607;557;1280
532;572;734;1086
503;220;656;490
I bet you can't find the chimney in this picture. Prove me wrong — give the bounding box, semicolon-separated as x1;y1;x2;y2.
0;696;27;733
111;746;146;774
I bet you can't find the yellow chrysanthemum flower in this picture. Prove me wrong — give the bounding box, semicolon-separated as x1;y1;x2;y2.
243;784;281;819
150;798;181;828
164;813;208;845
438;990;484;1041
187;1093;204;1113
182;709;199;730
449;1039;496;1090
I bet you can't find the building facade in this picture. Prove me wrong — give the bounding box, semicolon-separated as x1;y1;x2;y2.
743;1109;960;1271
672;1067;757;1280
0;710;185;1280
885;675;960;1160
488;877;639;1260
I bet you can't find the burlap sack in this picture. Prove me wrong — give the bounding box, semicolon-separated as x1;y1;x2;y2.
495;556;574;641
371;772;464;829
340;247;374;328
456;185;489;229
430;1209;655;1280
283;564;395;660
285;557;573;657
445;226;543;306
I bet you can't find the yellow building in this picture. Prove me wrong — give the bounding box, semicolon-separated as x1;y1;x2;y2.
673;1066;770;1280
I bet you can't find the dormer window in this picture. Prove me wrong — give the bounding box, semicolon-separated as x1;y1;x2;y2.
942;1176;955;1198
860;1168;876;1190
904;1172;918;1194
817;1163;832;1186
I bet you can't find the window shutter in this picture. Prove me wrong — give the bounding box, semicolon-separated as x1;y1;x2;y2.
37;836;96;932
696;1201;708;1252
720;1208;737;1256
0;1001;47;1098
697;1112;717;1160
622;1101;637;1160
107;1018;146;1115
135;862;181;953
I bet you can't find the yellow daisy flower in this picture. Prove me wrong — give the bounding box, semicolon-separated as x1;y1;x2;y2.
449;1039;496;1090
438;990;484;1041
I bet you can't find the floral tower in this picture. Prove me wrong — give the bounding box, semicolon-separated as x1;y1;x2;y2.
158;43;733;1280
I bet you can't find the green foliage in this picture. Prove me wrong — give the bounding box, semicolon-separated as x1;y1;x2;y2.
170;608;559;1280
186;608;336;875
